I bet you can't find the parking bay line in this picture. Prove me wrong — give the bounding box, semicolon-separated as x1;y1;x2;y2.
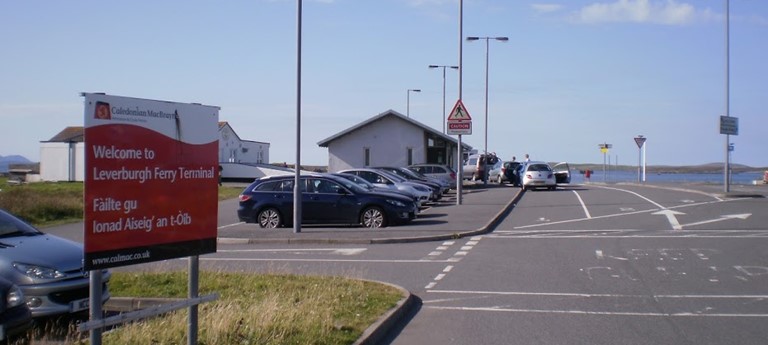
200;257;457;263
424;289;768;317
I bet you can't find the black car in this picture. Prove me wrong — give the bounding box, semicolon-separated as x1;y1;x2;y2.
237;174;418;229
0;276;32;342
371;167;443;201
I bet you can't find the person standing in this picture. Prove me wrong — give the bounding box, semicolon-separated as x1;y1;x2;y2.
524;153;530;162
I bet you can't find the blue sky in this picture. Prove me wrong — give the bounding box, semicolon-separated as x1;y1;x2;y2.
1;0;766;167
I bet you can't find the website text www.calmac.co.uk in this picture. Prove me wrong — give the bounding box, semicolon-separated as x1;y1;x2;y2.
92;250;150;266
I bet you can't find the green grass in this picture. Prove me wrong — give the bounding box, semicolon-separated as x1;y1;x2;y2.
102;271;402;345
0;177;244;227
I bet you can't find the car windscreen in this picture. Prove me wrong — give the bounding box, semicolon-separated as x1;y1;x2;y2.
527;164;552;172
0;209;42;237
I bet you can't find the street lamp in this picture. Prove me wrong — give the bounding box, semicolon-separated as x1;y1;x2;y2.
466;36;508;184
429;65;459;133
406;89;421;117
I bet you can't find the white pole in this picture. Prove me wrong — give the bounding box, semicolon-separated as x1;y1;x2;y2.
642;141;647;182
724;0;731;193
456;0;463;205
293;0;302;233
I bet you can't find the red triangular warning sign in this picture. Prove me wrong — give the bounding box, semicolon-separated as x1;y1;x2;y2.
447;100;472;121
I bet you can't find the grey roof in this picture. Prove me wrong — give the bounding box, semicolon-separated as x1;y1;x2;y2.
316;109;472;150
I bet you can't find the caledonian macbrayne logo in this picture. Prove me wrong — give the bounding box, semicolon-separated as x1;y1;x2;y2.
94;101;111;120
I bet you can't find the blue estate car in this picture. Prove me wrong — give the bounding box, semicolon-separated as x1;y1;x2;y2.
237;174;418;229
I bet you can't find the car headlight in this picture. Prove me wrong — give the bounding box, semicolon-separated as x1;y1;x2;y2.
386;199;406;207
7;284;25;308
13;262;66;280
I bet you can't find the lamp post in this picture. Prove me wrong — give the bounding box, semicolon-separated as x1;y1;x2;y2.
429;65;458;133
466;36;508;184
406;89;421;118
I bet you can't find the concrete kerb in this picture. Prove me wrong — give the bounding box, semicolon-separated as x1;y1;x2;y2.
353;279;417;345
217;188;524;245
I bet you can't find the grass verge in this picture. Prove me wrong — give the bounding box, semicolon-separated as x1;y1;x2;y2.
102;271;402;345
0;178;244;227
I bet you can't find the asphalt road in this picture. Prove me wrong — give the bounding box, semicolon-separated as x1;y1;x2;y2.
42;183;768;344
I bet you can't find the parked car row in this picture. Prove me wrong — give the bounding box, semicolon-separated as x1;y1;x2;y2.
237;165;459;229
0;208;112;342
488;160;572;191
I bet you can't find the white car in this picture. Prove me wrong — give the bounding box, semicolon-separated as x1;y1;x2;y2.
520;161;556;191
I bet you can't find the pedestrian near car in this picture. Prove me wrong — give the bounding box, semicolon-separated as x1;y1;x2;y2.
524;154;530;162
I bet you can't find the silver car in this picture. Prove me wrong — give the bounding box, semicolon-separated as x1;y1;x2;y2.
0;209;110;317
409;164;457;187
338;169;432;206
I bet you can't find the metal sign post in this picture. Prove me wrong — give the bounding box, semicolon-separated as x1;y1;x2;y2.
634;136;646;183
598;143;612;183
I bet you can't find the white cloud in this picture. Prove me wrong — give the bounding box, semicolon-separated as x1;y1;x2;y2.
573;0;698;25
531;3;564;14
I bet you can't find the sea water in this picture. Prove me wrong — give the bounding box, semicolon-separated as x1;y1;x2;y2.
573;170;763;185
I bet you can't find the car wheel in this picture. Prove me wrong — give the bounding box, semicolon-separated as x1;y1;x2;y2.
361;206;386;228
257;208;282;228
550;186;557;191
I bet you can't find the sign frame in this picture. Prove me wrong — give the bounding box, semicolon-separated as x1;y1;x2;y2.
447;99;472;135
719;116;738;135
83;93;220;270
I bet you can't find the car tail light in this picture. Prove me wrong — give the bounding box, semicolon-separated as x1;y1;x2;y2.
238;194;251;202
526;174;532;179
450;172;456;180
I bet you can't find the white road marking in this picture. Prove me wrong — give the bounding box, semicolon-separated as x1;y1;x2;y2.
217;222;244;229
460;246;474;251
652;209;685;230
201;257;452;263
513;198;736;229
424;305;768;318
425;282;437;289
595;185;666;209
428;251;443;256
217;248;367;255
443;265;454;273
434;274;446;281
426;289;768;299
572;190;591;219
455;251;468;256
681;214;752;228
595;250;604;259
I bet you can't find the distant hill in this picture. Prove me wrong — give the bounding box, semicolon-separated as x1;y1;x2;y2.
568;162;768;174
0;155;32;173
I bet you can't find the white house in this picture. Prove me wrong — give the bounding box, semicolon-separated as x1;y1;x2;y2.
317;109;472;173
40;122;272;182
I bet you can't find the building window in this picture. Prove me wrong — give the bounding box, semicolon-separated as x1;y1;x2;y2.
364;148;370;166
407;148;413;166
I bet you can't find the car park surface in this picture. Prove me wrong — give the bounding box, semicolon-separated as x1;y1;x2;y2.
0;209;110;318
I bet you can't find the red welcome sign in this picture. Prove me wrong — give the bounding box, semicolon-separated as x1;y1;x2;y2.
83;93;219;270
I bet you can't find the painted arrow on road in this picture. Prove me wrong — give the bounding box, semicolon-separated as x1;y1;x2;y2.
652;209;686;230
681;214;752;228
